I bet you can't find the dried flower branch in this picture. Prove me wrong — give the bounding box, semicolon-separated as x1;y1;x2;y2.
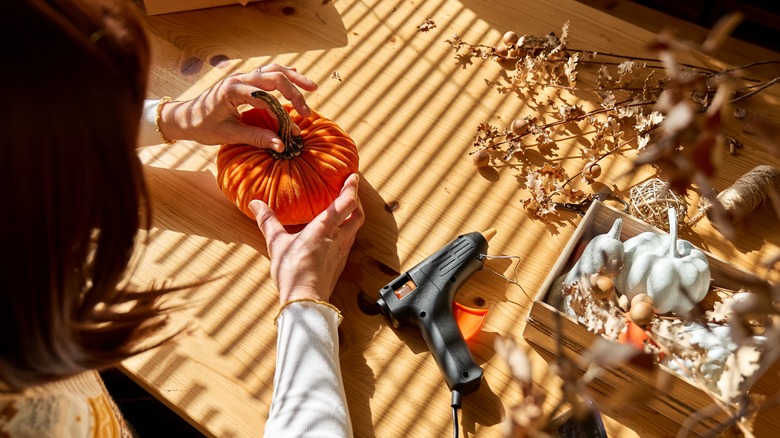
446;21;780;221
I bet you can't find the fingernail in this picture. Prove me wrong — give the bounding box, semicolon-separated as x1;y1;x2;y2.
248;200;263;216
270;138;284;152
353;173;360;184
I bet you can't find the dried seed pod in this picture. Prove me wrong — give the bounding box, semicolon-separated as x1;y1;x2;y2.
502;31;519;46
494;44;509;58
631;293;654;308
629;301;654;326
589;274;614;300
510;119;528;136
583;163;602;179
472;150;490;167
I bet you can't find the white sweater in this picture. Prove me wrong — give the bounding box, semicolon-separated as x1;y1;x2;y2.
265;301;353;437
138;99;166;147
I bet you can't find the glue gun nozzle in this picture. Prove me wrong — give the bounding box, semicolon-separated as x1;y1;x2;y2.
480;228;497;242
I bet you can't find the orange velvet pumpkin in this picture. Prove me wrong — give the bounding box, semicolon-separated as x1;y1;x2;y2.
216;91;359;225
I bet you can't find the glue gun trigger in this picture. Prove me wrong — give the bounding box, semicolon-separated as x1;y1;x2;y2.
453;301;488;342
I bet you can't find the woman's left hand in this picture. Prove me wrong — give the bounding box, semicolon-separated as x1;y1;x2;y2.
249;173;364;306
158;64;318;152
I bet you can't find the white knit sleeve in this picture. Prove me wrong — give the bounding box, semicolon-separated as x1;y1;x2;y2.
264;301;353;438
137;99;162;147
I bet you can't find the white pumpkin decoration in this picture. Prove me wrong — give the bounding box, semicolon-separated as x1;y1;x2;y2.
564;218;624;287
614;207;711;314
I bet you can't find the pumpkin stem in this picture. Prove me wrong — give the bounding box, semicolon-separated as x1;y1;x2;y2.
667;207;679;258
250;90;304;160
607;218;623;240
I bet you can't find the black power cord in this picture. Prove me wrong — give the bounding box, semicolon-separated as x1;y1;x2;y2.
451;390;463;438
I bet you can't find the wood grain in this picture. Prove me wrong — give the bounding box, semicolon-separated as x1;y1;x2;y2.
141;0;262;16
122;0;780;436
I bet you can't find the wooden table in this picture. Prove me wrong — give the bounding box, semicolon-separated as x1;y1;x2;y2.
124;0;780;436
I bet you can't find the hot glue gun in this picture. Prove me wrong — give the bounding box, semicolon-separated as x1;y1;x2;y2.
376;230;494;396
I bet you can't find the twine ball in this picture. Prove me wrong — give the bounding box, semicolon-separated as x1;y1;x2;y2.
704;165;780;224
628;178;687;231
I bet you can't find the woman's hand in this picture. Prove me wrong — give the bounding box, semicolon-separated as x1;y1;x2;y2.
248;174;364;305
158;64;317;152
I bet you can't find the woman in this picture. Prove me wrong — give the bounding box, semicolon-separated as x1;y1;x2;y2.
1;0;360;436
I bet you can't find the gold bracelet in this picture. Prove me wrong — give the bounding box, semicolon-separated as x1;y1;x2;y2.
274;298;343;325
155;96;176;145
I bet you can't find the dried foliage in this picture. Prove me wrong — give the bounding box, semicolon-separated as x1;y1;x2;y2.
495;336;550;438
445;20;780;224
417;18;436;33
452;15;780;438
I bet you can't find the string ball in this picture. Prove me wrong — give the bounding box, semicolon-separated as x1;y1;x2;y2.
628;178;687;231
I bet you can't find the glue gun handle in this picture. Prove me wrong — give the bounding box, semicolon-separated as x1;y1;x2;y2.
419;309;483;395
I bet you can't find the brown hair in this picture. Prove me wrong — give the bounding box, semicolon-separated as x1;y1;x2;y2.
0;0;169;390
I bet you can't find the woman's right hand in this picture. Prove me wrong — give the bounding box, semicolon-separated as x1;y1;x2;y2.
158;64;318;152
248;174;364;305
